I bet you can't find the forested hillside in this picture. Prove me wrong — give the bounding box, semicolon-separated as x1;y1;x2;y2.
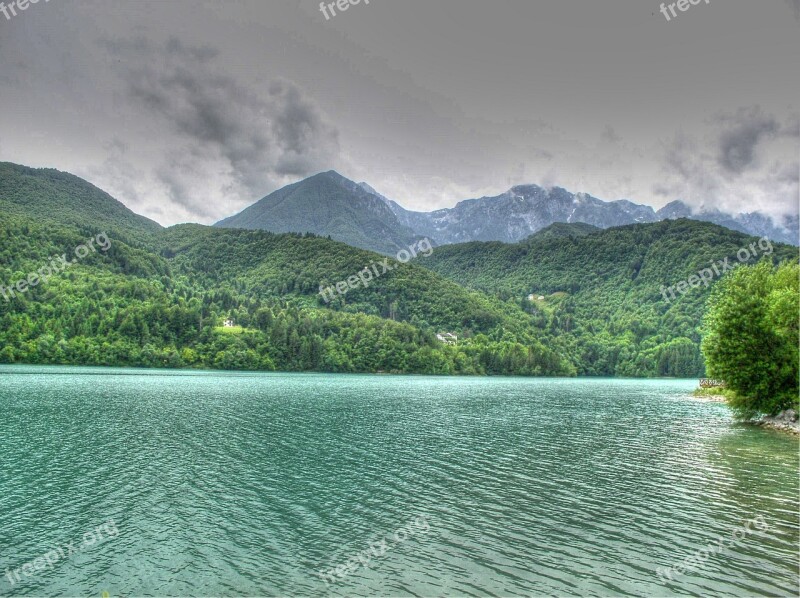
0;208;572;375
0;162;162;241
3;164;796;377
424;220;799;376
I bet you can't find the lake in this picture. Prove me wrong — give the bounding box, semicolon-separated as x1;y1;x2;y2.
0;366;797;597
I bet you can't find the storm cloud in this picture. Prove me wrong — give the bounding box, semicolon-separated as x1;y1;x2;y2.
101;37;340;217
716;107;779;174
656;106;798;224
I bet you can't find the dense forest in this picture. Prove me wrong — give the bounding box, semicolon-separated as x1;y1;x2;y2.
0;211;572;375
424;220;798;377
1;163;798;377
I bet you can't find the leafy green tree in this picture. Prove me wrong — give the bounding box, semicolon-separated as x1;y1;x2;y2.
701;261;799;418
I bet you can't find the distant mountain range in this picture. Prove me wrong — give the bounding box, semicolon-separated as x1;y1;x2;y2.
216;171;799;252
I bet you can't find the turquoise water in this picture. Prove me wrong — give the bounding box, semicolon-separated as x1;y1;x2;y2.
0;366;797;597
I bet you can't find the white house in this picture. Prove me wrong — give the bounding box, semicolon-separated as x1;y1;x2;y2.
436;332;458;345
223;318;236;328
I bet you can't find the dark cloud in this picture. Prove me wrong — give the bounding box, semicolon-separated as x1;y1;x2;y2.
164;38;220;63
782;114;800;138
715;106;779;174
154;154;219;220
268;80;340;176
655;107;798;224
102;37;340;212
79;140;150;213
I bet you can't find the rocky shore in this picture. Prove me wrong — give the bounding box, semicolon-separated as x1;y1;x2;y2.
751;409;800;436
690;392;799;435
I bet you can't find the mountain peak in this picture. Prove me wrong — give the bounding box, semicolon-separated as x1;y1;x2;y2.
306;170;349;184
214;169;421;254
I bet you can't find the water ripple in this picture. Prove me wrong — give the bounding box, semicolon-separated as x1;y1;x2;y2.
0;367;797;597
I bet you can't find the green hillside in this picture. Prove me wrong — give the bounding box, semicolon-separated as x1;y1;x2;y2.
4;163;795;378
423;219;799;376
0;169;573;375
0;162;162;244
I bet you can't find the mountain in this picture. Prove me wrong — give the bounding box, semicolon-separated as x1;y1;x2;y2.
423;219;799;376
0;162;162;242
387;185;798;246
215;171;423;255
521;222;600;242
0;163;573;375
218;171;799;250
388;185;660;245
2;161;797;378
0;215;574;375
656;200;798;245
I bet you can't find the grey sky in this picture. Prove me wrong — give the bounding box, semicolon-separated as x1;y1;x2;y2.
0;0;797;226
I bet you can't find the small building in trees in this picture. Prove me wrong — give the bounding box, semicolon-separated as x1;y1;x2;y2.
436;332;458;345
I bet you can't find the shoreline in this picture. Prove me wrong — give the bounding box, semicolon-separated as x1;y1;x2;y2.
0;364;726;380
690;393;727;403
690;392;799;436
751;411;800;436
